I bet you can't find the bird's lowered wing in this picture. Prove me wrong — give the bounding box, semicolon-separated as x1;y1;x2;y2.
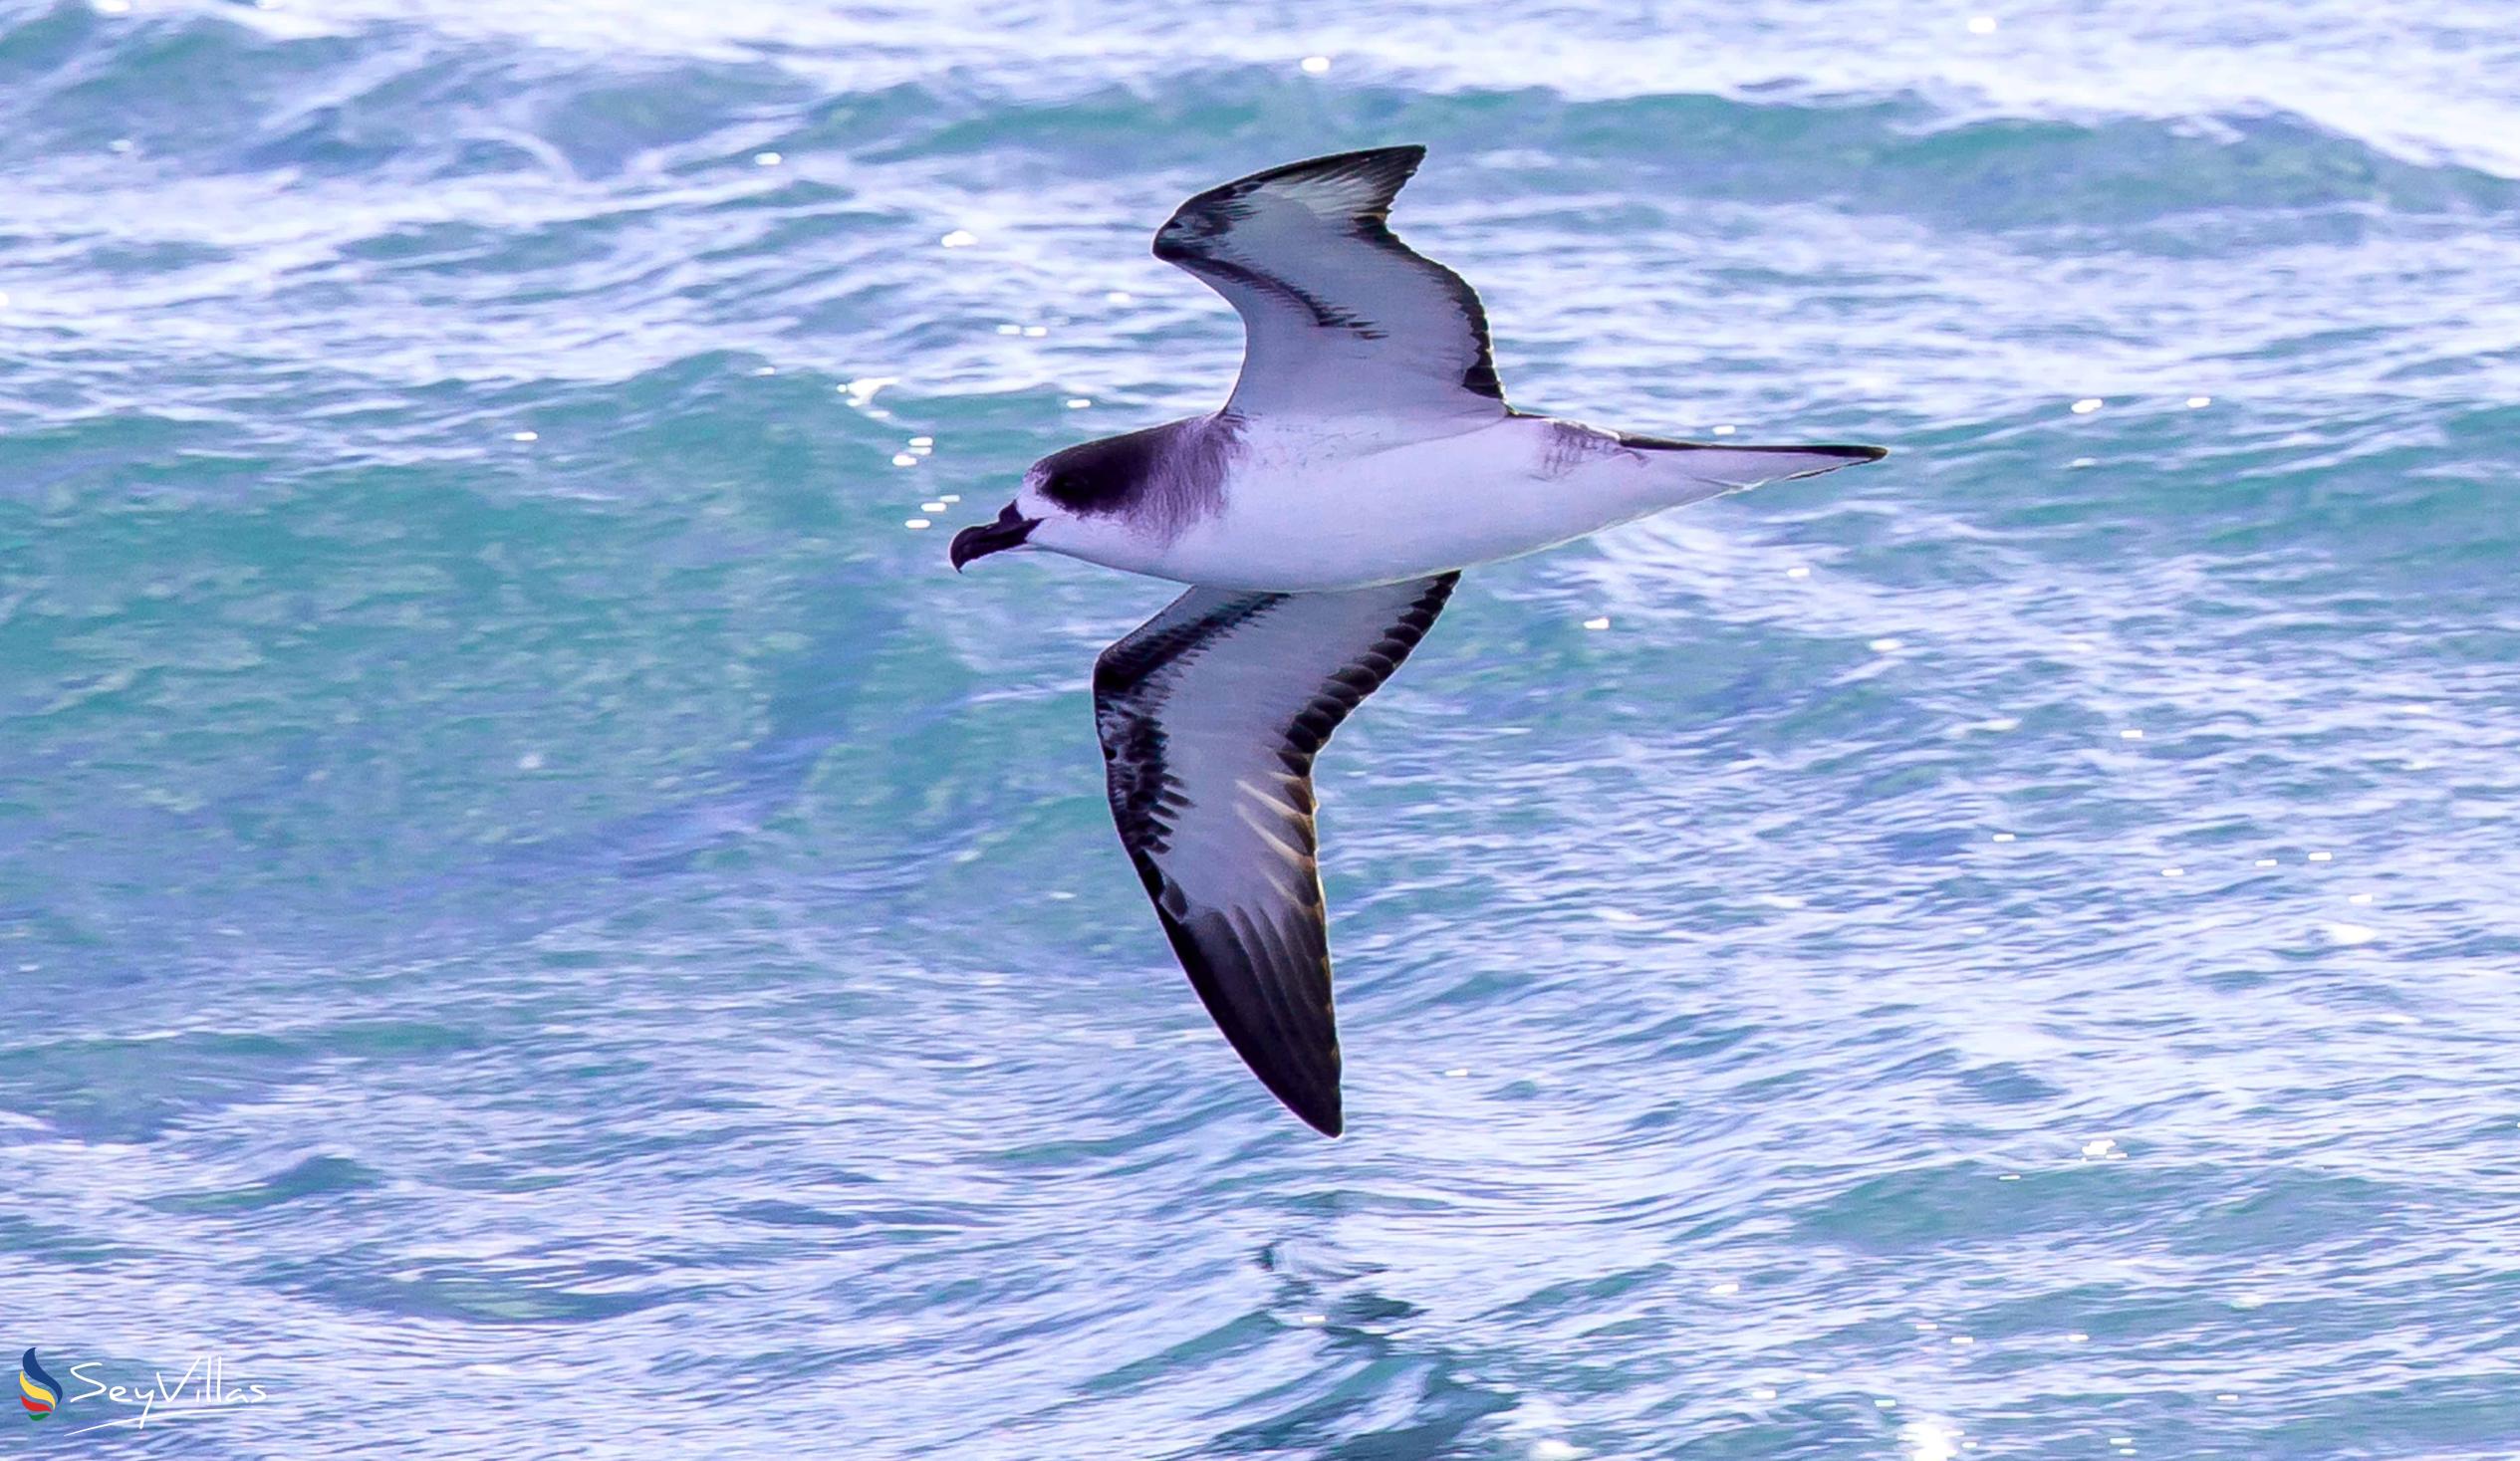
1154;145;1505;427
1092;572;1459;1135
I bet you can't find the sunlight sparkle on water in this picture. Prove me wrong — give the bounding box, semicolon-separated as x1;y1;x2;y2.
1906;1420;1959;1461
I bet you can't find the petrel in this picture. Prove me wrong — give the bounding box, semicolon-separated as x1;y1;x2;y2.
952;145;1885;1135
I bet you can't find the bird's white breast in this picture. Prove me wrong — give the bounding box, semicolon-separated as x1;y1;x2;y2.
1134;414;1674;592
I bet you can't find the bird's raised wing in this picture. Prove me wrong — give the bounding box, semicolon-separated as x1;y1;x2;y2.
1154;145;1505;427
1093;573;1459;1135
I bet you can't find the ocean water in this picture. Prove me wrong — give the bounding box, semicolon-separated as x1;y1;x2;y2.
4;0;2518;1455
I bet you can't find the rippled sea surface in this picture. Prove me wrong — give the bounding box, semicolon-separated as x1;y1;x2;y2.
6;1;2518;1455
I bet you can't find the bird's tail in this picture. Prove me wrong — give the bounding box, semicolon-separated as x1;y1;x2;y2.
1623;433;1889;506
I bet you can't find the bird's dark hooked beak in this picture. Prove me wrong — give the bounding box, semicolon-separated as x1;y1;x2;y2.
949;502;1040;573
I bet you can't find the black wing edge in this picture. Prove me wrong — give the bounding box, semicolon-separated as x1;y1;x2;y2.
1092;573;1460;1137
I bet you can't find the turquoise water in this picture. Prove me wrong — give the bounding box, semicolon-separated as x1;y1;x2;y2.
5;0;2518;1455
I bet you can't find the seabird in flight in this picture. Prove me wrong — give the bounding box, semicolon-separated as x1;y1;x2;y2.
953;145;1885;1135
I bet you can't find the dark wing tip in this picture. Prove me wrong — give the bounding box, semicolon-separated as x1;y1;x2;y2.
1167;144;1430;222
1237;143;1426;192
1233;1031;1346;1138
1152;900;1348;1138
1261;1060;1345;1137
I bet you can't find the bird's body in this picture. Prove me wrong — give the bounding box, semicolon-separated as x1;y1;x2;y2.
952;145;1886;1135
1025;408;1875;592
